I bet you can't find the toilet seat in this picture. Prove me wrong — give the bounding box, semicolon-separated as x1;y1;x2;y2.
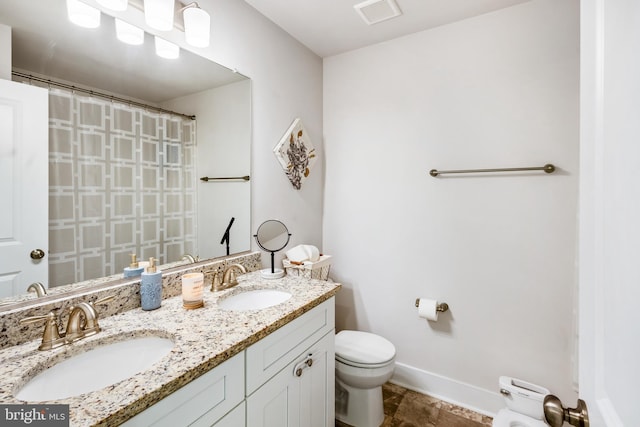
492;409;548;427
335;330;396;367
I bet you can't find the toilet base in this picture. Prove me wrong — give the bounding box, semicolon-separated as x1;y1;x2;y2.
335;377;384;427
492;408;548;427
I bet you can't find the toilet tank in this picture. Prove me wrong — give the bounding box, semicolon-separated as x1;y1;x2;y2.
499;376;550;420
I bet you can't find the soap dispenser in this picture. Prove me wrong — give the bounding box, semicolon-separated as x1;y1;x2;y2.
123;254;145;278
140;257;162;310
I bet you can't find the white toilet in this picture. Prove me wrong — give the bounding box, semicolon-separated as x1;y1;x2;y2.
335;330;396;427
493;376;550;427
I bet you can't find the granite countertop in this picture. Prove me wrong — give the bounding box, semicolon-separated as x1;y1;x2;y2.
0;272;341;426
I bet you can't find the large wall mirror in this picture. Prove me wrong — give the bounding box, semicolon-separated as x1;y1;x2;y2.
0;0;251;307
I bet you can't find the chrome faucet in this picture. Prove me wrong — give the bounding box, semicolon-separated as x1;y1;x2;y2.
27;282;47;298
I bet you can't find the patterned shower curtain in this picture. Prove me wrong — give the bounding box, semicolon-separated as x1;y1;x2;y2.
48;88;197;287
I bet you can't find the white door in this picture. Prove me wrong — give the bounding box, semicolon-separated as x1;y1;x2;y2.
0;79;48;297
579;0;639;425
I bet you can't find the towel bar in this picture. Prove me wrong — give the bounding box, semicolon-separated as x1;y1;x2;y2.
200;175;250;182
429;164;555;177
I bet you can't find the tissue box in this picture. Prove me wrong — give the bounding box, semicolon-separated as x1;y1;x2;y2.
283;255;332;281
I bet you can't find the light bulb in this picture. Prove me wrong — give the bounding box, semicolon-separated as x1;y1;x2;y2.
66;0;101;29
116;19;144;45
155;36;179;59
183;6;210;48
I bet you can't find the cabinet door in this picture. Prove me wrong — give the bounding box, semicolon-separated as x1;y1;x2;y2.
247;331;334;427
298;332;334;427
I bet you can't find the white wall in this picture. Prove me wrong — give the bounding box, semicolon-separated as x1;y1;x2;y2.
323;0;579;414
162;80;252;259
187;0;325;266
0;24;10;80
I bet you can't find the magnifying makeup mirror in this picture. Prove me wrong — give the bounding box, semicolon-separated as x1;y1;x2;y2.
254;220;291;279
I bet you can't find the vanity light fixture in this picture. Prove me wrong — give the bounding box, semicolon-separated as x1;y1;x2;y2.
182;3;210;48
96;0;128;11
154;36;180;59
66;0;101;28
115;18;144;45
144;0;175;31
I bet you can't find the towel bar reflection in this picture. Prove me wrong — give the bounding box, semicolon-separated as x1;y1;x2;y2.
200;175;250;182
429;164;555;177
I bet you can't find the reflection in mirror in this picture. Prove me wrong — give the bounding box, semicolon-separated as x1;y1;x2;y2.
254;220;291;279
0;0;251;307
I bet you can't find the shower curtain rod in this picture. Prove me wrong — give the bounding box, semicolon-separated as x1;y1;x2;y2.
12;71;196;121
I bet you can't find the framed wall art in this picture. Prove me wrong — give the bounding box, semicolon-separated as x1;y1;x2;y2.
273;118;317;190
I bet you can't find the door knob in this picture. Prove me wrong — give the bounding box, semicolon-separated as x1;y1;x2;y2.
30;249;45;260
544;395;589;427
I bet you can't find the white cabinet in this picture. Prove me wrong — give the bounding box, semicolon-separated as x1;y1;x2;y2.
206;402;245;427
121;297;335;427
121;352;244;427
246;298;335;427
246;331;334;427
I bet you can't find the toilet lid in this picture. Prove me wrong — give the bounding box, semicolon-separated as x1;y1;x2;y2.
335;330;396;365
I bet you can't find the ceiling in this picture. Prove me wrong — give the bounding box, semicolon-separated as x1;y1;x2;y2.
244;0;532;57
0;0;533;102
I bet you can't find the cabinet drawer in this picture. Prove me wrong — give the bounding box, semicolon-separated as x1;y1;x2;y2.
246;297;335;395
196;401;245;427
122;352;244;427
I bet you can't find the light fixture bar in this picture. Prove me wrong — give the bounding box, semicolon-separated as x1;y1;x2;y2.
144;0;174;31
96;0;128;11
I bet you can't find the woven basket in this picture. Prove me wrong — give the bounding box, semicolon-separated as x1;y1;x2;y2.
282;255;332;281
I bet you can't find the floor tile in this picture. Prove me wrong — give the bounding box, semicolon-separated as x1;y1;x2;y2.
335;382;493;427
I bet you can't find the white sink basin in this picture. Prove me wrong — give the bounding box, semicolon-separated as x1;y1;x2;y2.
218;289;292;311
16;336;174;401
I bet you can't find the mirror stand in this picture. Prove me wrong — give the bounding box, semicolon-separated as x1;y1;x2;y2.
254;220;291;279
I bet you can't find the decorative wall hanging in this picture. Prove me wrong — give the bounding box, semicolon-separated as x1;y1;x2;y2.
274;118;317;190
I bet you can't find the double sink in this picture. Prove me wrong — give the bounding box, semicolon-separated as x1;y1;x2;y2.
13;287;292;402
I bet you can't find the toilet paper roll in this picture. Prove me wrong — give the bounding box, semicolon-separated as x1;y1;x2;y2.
417;298;439;321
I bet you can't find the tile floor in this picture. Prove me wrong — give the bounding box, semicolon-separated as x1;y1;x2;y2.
336;382;493;427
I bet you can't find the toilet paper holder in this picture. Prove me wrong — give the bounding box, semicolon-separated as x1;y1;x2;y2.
414;299;449;312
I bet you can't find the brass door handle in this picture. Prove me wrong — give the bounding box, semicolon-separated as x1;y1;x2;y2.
544;395;589;427
30;249;45;260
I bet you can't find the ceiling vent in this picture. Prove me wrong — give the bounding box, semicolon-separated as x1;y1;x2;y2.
354;0;402;26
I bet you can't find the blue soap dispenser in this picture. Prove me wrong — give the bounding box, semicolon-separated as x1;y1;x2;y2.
140;257;162;310
123;254;145;278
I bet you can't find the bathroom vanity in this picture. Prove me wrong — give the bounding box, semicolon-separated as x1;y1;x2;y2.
122;298;335;427
0;262;340;427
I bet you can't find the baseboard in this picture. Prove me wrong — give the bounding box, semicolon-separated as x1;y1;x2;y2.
390;362;503;417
